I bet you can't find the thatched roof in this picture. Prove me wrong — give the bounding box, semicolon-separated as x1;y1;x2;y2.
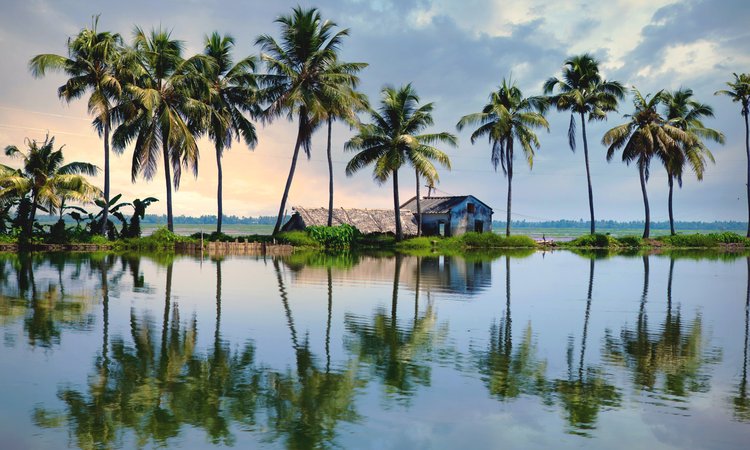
287;206;418;235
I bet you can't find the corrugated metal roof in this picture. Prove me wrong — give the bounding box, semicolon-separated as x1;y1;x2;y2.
400;195;493;214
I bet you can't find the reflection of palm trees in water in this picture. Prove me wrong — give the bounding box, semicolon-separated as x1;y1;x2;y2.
270;257;360;449
475;255;548;401
554;256;621;437
605;256;719;409
734;256;750;421
344;254;442;402
35;258;260;447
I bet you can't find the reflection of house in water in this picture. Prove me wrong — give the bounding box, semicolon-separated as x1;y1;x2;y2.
283;255;492;296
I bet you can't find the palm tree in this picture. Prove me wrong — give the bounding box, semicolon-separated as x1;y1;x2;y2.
662;88;723;235
199;32;259;234
544;54;625;234
715;73;750;237
29;16;122;236
112;27;209;232
318;62;369;227
0;135;99;235
457;79;548;236
345;84;456;240
256;6;351;235
603;89;691;238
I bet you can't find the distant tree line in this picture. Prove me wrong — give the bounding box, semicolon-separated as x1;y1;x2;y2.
491;220;746;231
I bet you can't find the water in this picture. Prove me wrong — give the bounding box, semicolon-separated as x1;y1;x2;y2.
0;250;748;449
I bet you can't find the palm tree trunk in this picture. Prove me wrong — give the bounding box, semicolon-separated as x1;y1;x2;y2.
27;195;38;236
100;121;110;236
415;170;422;237
668;176;675;235
216;145;223;234
273;123;305;235
639;162;650;239
745;111;749;238
100;259;110;376
162;138;174;232
505;139;513;237
580;112;596;235
393;169;403;241
327;118;334;227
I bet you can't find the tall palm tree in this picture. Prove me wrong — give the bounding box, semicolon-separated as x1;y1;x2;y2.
544;54;624;234
199;32;259;234
318;62;369;227
112;27;209;232
662;88;723;235
457;79;548;236
716;73;750;237
1;135;99;235
29;16;122;236
345;84;456;240
256;6;351;234
603;89;690;238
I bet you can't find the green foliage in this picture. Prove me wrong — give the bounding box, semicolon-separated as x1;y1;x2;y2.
461;232;536;248
566;234;617;248
614;235;642;248
275;231;318;247
706;231;748;244
47;219;68;244
306;224;360;249
657;233;718;248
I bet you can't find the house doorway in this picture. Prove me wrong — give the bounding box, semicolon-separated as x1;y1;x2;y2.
474;220;484;233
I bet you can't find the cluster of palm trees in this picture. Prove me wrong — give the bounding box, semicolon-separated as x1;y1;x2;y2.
20;10;750;241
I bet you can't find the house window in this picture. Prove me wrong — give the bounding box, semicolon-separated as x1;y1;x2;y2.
467;203;475;213
438;221;445;236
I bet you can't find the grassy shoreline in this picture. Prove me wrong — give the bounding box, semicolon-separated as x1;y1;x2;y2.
2;228;749;254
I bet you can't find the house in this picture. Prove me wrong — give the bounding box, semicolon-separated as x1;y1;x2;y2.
400;195;493;237
281;206;418;235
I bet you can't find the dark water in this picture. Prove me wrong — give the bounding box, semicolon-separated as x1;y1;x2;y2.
1;250;749;449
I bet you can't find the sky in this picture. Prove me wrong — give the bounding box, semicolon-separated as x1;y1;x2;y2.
0;0;748;222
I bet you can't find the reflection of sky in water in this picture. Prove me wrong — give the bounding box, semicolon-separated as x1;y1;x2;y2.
0;252;748;449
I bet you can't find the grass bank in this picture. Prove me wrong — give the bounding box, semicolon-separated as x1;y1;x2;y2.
559;231;750;250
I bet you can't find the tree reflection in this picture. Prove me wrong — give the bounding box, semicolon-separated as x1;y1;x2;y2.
733;256;750;421
604;256;719;409
34;259;261;448
268;257;361;449
475;255;549;401
554;256;621;437
0;253;95;348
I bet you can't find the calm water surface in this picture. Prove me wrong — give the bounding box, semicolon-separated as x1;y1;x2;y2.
1;250;749;449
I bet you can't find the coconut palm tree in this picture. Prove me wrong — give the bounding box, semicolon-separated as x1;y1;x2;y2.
603;89;691;238
112;27;210;232
544;54;625;234
0;135;99;236
715;73;750;237
256;6;351;234
318;61;369;226
29;16;123;236
457;78;548;236
662;88;723;235
199;32;259;234
345;84;456;240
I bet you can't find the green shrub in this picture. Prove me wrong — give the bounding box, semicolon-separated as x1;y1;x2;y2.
306;224;360;249
461;232;505;247
615;235;642;248
276;231;318;247
396;237;436;250
89;235;110;245
706;232;747;244
566;233;614;248
658;233;716;247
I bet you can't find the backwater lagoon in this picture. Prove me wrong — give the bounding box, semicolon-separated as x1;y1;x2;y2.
1;250;749;449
